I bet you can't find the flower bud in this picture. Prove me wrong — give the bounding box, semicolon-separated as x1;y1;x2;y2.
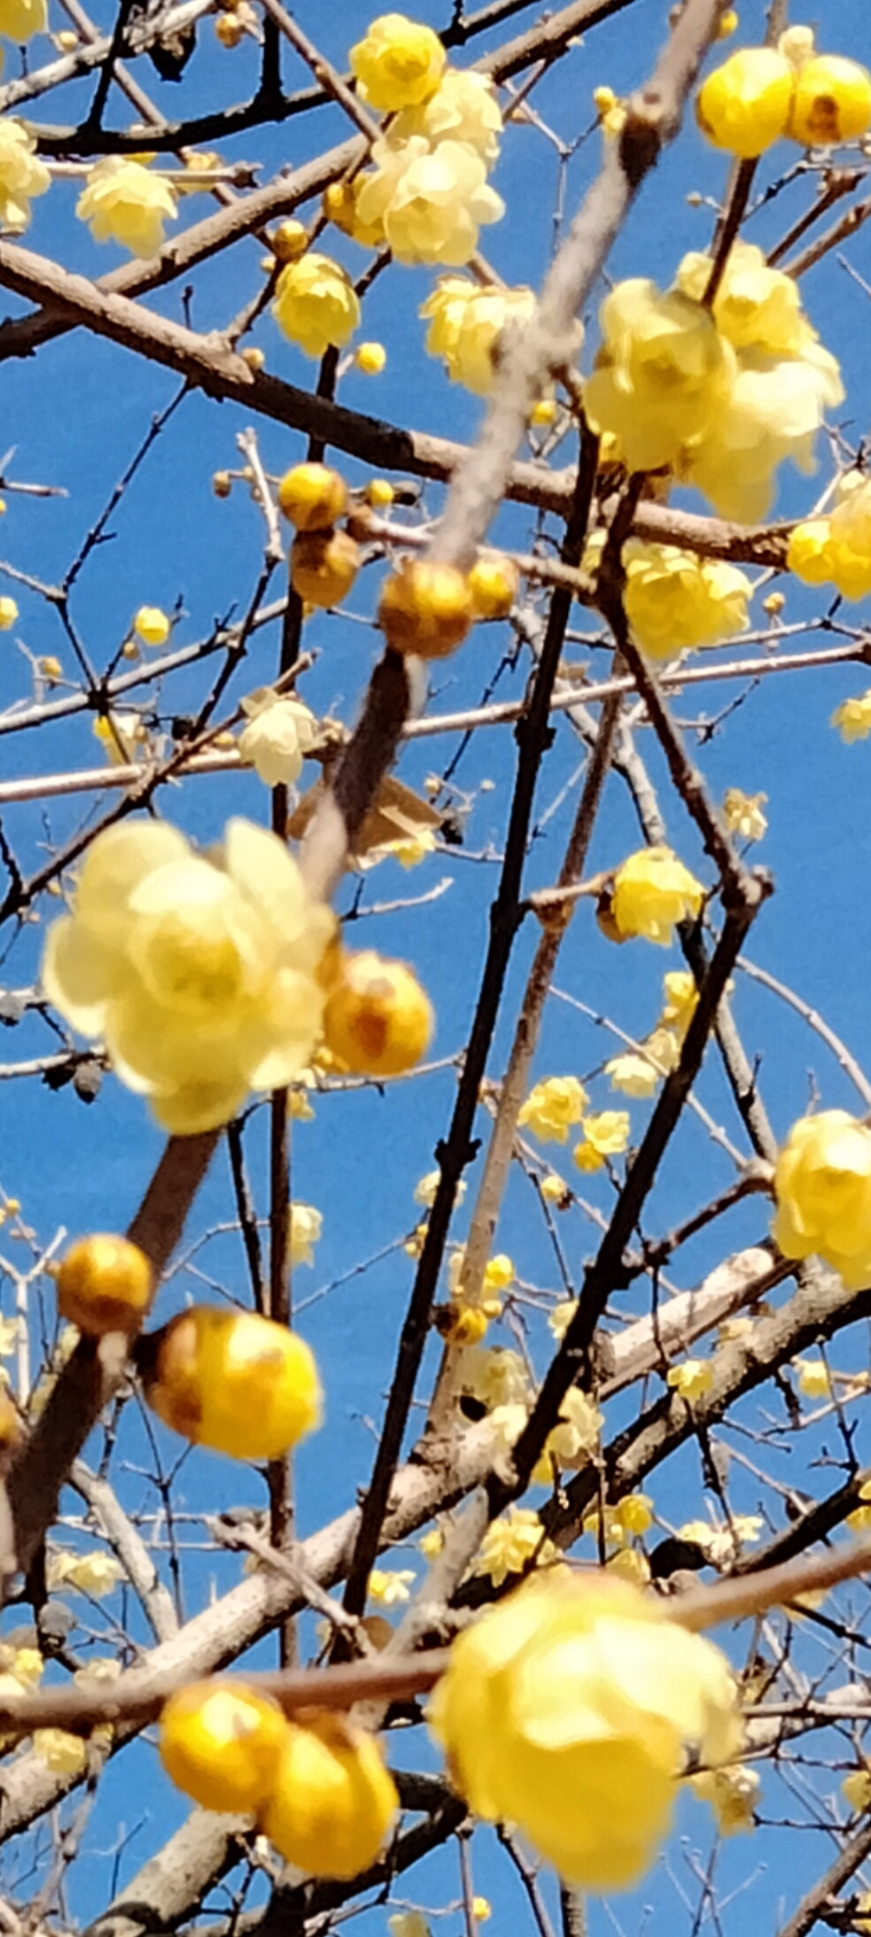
788;54;871;146
259;1712;398;1879
57;1234;154;1338
290;530;359;608
322;949;433;1077
696;47;793;157
278;462;347;532
271;218;308;263
143;1306;322;1459
378;560;473;658
468;554;518;620
160;1679;289;1812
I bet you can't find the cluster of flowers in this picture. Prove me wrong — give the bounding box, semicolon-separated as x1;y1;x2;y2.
160;1679;398;1880
584;241;843;521
697;27;871;159
584;528;752;662
606;968;700;1098
517;1075;631;1176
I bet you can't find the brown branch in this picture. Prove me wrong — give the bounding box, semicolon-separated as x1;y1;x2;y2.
774;1818;871;1937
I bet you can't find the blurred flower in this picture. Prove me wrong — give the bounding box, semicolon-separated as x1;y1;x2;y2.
288;1203;322;1269
518;1075;588;1143
696;47;793;156
415;1169;465;1209
133;605;170;647
842;1766;871;1813
368;1567;415;1605
691;1762;760;1834
584;279;733;473
605;1051;660;1098
667;1358;713;1402
574;1111;630;1174
0;118;50;231
773;1110;871;1288
533;1389;603;1480
548;1297;578;1342
458;1345;531;1410
722;788;768;841
832;691;871;743
792;1355;831;1399
0;0;46;39
46;1549;124;1597
421;277;537;394
470;1506;558;1586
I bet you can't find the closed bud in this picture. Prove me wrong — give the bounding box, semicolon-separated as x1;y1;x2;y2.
57;1234;154;1338
160;1679;289;1812
260;1712;398;1879
278;462;347;532
378;559;473;658
322;949;433;1077
143;1305;322;1459
290;529;359;608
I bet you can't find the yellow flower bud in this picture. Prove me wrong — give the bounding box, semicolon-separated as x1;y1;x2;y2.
271;218;308;263
349;13;445;112
0;596;18;629
215;13;243;47
788;55;871;146
260;1711;398;1879
160;1679;289;1812
144;1306;322;1459
322;948;433;1078
365;477;395;507
530;398;557;426
133;604;171;647
39;655;62;682
272;252;360;358
610;846;705;946
696;47;794;157
354;341;387;374
717;9;738;36
212;470;232;498
241;346;265;371
436;1304;489;1346
290;529;359;608
278;462;347;531
57;1234;154;1338
378;559;473;658
468;554;518;620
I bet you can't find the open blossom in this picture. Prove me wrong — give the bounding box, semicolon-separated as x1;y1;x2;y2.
723;788;768;841
667;1357;713;1402
430;1567;741;1891
832;691;871;744
77;159;177;257
680;340;843;522
356;135;503;267
470;1507;558;1587
584;279;734;474
789;473;871;602
393;68;503;163
676;242;815;359
272;252;360;358
42;817;334;1135
573;1111;630;1174
349;13;445;111
594;533;751;662
288;1203;322;1269
611;846;705;946
238;688;319;788
0;118;50;232
518;1075;587;1143
420;277;537;395
691;1763;760;1835
773;1110;871;1288
457;1344;530;1410
534;1389;603;1480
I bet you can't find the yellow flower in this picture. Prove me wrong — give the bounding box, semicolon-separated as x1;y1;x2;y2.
133;604;170;647
0;117;50;232
615;1494;653;1537
574;1112;630;1173
368;1567;415;1605
541;1173;569;1207
0;0;45;38
584;279;734;474
277;461;347;531
661;969;698;1036
667;1357;713;1401
349;13;445;110
356;135;503;267
518;1075;587;1144
788;55;871;146
604;1051;660;1098
472;1899;491;1923
42;817;334;1134
773;1110;871;1288
792;1356;832;1399
832;692;871;743
382;828;437;869
160;1679;289;1812
676;242;815;358
696;47;793;156
291;529;360;609
847;1480;871;1534
323;177;386;249
415;1169;465;1209
288;1202;322;1269
57;1233;153;1337
34;1729;89;1775
468;553;518;620
790;475;871;602
323;948;433;1078
0;595;18;629
355;341;387;374
272;252;360;358
46;1549;125;1596
393;67;502;162
378;559;473;658
238;688;319;788
458;1344;530;1410
260;1711;398;1878
548;1297;578;1341
77;158;177;258
691;1763;759;1834
611;846;704;946
471;1507;558;1587
430;1568;741;1892
842;1766;871;1813
145;1306;322;1459
722;788;767;841
533;1389;603;1481
484;1253;514;1293
389;1917;430;1937
615;536;752;662
681;342;844;523
420;277;537;395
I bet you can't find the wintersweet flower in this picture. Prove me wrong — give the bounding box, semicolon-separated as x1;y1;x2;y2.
691;1763;759;1835
788;54;871;146
792;1356;831;1399
468;553;518;619
832;692;871;744
615;537;751;662
548;1297;578;1342
430;1567;741;1891
573;1111;630;1174
534;1389;603;1481
584;280;733;474
610;846;705;946
788;474;871;602
392;67;503;163
322;949;433;1077
34;1730;90;1775
356;136;503;267
41;817;334;1134
0;119;49;232
518;1075;588;1143
457;1344;530;1410
666;1357;713;1402
260;1712;398;1879
272;253;360;358
133;604;170;646
605;1051;660;1098
842;1766;871;1814
288;1203;322;1268
368;1567;415;1605
470;1507;558;1587
722;788;767;841
160;1681;289;1813
420;277;537;394
696;47;793;157
389;1917;430;1937
46;1549;124;1596
676;242;816;358
415;1169;466;1209
145;1306;322;1459
238;688;319;788
349;13;445;111
0;595;18;628
0;0;46;38
77;158;177;257
773;1110;871;1288
682;344;844;523
278;462;347;530
661;969;698;1036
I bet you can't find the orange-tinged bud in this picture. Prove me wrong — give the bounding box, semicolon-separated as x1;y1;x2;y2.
378;560;473;658
788;55;871;146
57;1234;154;1338
159;1679;289;1812
436;1304;489;1346
468;554;518;620
323;949;433;1078
214;13;243;47
271;218;308;263
696;47;793;157
212;470;232;498
290;529;359;608
259;1712;398;1879
278;462;347;532
144;1306;322;1459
